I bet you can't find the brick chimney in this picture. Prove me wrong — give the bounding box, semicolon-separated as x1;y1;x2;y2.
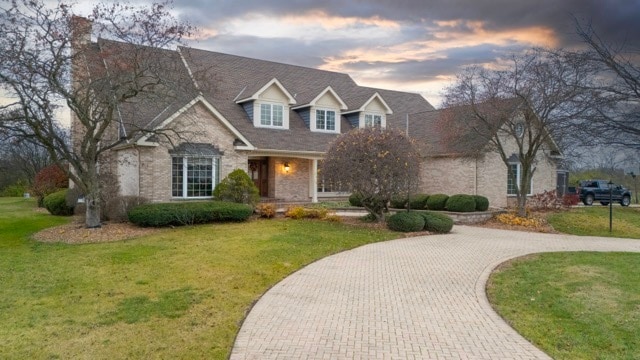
70;16;92;51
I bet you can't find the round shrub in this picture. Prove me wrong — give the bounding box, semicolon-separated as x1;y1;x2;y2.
213;169;259;206
43;189;74;216
408;194;430;209
387;211;425;232
419;211;454;233
33;164;68;207
426;194;449;210
105;196;148;222
446;194;476;212
128;201;253;227
473;195;490;211
349;193;363;207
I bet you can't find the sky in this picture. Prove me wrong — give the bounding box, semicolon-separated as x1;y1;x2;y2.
140;0;640;107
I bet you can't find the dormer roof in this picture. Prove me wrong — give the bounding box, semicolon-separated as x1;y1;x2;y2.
343;92;393;115
292;86;348;110
235;78;297;105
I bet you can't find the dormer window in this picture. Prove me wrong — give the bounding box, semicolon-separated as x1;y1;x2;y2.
236;78;296;130
315;109;336;131
261;103;284;127
364;113;383;127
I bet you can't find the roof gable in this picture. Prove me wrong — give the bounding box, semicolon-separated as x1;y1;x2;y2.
344;92;393;115
235;78;297;105
293;86;348;110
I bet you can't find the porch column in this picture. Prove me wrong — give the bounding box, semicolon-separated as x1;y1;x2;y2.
310;159;318;203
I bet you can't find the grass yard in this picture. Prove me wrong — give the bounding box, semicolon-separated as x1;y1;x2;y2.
0;198;399;359
488;252;640;360
547;206;640;239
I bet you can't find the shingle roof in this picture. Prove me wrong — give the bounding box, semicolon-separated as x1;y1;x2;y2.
87;40;440;153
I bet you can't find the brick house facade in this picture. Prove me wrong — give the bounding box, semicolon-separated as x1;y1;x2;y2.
72;21;560;209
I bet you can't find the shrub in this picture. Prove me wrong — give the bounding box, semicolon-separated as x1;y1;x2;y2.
386;211;425;232
32;164;68;207
562;194;579;206
128;201;253;227
256;203;277;219
419;211;454;233
213;169;259;206
408;194;430;209
495;212;544;228
426;194;449;210
446;194;476;212
389;196;407;209
528;190;565;211
1;180;29;197
284;206;328;220
348;193;363;207
473;195;490;211
43;189;74;216
105;196;148;222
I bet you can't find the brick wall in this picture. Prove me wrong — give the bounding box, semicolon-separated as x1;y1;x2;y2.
420;140;558;209
270;157;311;201
126;102;249;202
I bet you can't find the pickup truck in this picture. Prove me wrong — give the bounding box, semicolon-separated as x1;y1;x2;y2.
579;180;632;206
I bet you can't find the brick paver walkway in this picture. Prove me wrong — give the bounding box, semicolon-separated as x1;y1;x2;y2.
231;226;640;359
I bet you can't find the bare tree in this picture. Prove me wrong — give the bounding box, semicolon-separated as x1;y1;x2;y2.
573;20;640;149
322;127;421;222
0;1;195;227
442;49;593;216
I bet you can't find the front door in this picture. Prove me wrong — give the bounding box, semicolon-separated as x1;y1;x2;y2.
248;159;269;197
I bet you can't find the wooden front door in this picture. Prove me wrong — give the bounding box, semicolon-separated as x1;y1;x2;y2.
248;159;269;197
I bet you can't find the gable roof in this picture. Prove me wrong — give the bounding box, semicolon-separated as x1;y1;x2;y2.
409;98;560;157
343;92;393;115
235;78;297;105
80;38;436;153
293;86;348;110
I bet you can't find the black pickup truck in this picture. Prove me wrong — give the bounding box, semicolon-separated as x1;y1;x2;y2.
579;180;632;206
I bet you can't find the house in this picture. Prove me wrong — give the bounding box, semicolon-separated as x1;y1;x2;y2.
71;22;560;209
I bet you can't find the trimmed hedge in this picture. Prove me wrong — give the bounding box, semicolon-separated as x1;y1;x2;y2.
473;195;490;211
387;211;426;232
128;201;253;227
409;194;430;209
349;193;363;207
446;194;476;213
426;194;449;210
419;211;454;233
43;189;74;216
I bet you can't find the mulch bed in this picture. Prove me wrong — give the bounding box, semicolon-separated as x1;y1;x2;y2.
33;217;161;244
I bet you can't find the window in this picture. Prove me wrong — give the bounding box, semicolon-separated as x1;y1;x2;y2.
172;157;220;198
507;163;532;195
315;109;336;131
260;103;284;127
364;113;383;127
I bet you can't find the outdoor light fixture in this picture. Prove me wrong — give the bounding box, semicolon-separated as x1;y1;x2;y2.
283;162;290;173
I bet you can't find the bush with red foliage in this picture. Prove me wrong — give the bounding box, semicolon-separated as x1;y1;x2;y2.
32;164;68;207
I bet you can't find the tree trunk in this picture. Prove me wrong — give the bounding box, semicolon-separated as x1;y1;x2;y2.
516;194;527;217
84;192;102;228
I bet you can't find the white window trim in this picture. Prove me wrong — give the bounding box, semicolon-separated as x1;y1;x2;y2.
172;156;220;199
253;100;289;129
312;107;340;133
359;111;386;128
507;163;533;196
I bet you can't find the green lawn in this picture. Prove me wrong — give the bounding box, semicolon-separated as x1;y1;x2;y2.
547;206;640;239
0;198;399;359
488;252;640;359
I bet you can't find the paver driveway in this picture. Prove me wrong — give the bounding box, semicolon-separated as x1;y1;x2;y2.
231;225;640;359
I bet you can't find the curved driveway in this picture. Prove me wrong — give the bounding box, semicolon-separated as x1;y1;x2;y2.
231;226;640;359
